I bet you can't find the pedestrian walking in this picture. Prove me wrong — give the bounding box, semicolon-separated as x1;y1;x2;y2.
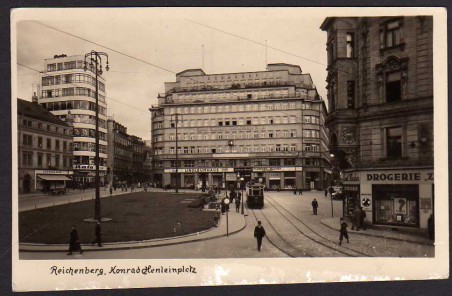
293;189;297;195
298;189;303;195
311;198;319;215
109;186;113;196
235;197;241;213
67;225;83;255
91;221;103;247
339;218;349;245
254;221;266;251
359;207;367;230
351;207;361;231
324;189;328;198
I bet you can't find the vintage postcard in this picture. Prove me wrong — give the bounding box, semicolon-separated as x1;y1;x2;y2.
11;7;448;291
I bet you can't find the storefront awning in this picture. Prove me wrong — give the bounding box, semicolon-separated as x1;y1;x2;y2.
38;175;71;181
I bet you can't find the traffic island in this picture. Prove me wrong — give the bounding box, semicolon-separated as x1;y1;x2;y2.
19;191;216;245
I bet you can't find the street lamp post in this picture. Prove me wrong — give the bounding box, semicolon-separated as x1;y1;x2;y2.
84;51;109;222
224;197;230;236
240;177;245;215
171;113;181;193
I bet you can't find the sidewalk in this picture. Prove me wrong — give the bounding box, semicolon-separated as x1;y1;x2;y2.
320;217;433;245
19;206;247;253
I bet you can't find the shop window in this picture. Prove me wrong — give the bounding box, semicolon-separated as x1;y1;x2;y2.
373;185;419;227
386;127;402;158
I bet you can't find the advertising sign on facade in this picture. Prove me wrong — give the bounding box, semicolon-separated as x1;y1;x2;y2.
164;167;234;173
73;165;107;171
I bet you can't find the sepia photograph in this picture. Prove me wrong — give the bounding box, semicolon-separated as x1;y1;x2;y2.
11;7;448;291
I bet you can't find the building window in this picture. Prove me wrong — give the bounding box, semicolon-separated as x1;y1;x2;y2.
347;81;355;108
22;134;32;146
346;33;354;58
386;127;402;158
22;152;33;166
55;140;60;151
386;72;401;103
46;138;51;149
55;155;60;167
380;19;404;49
37;153;43;167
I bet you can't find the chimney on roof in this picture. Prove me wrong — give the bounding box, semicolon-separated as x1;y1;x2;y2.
32;92;38;103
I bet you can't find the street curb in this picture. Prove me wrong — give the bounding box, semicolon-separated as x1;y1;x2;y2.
319;219;434;246
19;215;247;253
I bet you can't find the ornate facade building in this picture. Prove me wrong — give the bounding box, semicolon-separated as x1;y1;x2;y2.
18;97;73;194
150;63;330;190
321;16;433;230
39;54;108;186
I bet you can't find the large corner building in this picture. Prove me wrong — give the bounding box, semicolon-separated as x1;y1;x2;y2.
321;16;434;230
150;63;330;190
38;54;108;186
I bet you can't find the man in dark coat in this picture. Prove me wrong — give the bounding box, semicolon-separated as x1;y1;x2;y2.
351;207;361;231
67;225;83;255
311;198;319;215
359;207;367;230
339;217;349;245
254;221;266;251
92;221;103;247
235;196;241;213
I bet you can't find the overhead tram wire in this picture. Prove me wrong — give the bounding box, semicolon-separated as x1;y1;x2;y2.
186;19;427;99
17;62;148;115
31;21;220;90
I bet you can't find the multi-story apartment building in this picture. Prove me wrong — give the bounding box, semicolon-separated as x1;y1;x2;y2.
321;16;433;230
107;118;145;186
143;140;153;183
150;63;330;190
39;54;108;186
18;97;73;194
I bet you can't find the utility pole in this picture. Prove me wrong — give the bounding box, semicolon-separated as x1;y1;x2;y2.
171;113;182;193
84;51;109;221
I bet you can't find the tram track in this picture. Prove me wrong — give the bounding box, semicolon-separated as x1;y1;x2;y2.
264;195;372;257
248;204;311;257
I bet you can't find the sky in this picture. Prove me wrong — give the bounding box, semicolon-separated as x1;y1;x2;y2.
13;8;333;140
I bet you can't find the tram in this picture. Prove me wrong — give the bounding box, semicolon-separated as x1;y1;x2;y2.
246;182;265;208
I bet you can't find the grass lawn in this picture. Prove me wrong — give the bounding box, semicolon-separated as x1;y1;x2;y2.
19;191;215;244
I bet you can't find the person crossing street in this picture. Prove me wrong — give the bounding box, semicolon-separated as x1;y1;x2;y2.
254;221;266;251
311;198;319;215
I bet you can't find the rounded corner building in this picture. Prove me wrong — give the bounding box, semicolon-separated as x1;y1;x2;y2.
39;54;108;187
150;63;331;191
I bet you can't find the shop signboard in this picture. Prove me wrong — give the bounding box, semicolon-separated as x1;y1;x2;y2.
253;166;302;172
73;165;107;171
164;167;234;173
